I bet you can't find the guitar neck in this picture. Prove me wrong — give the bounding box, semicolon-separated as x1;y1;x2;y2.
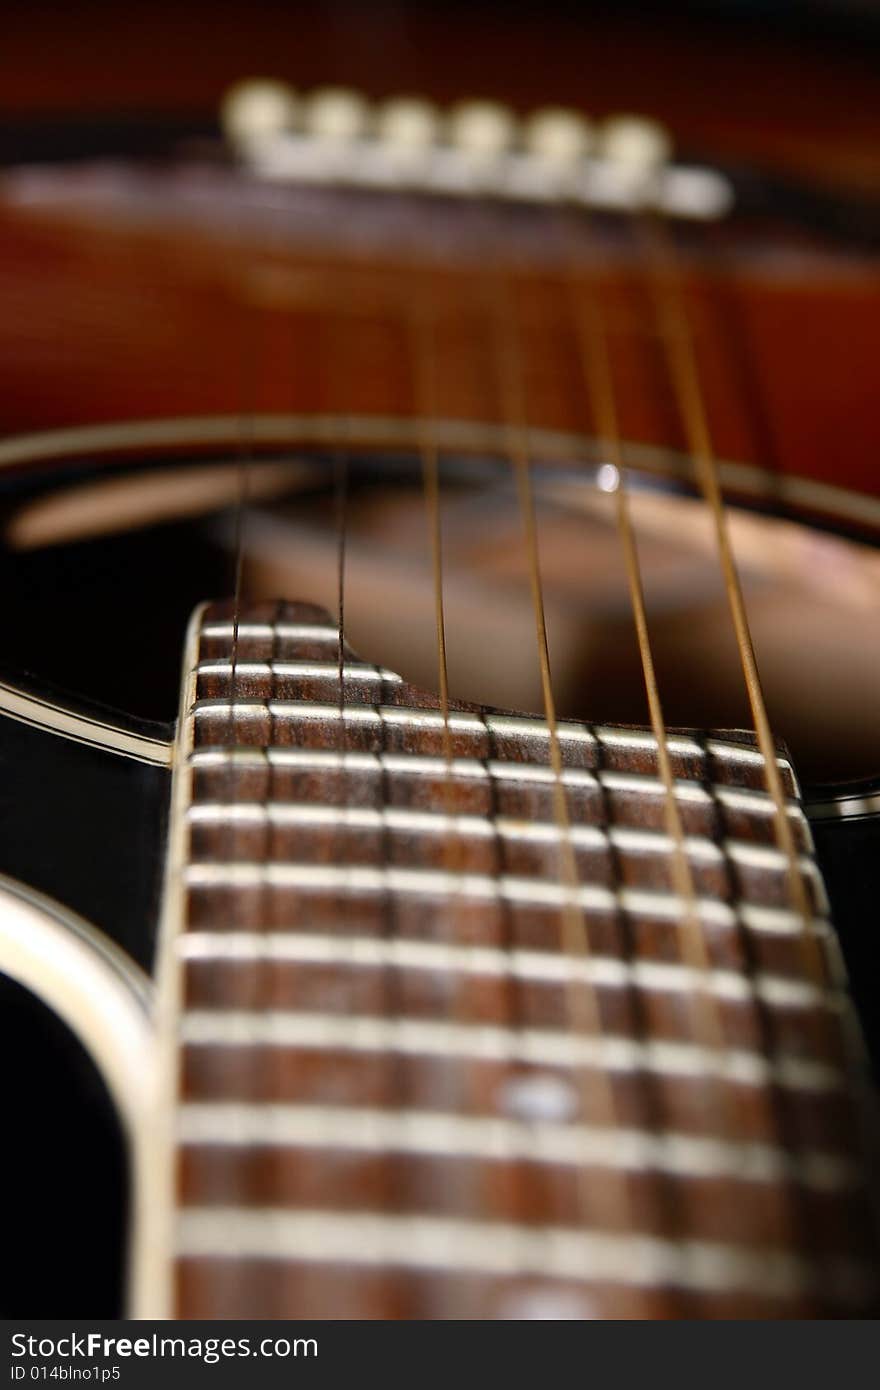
155;599;877;1318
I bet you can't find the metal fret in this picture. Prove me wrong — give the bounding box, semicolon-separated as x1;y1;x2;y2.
201;622;341;642
197;659;404;683
177;1102;857;1189
193;698;794;771
185;860;832;938
179;1009;842;1091
164;600;877;1319
187;799;820;878
176;1209;872;1304
177;930;831;1008
188;746;806;817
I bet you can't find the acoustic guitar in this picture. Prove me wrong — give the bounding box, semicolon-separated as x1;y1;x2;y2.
2;0;880;1319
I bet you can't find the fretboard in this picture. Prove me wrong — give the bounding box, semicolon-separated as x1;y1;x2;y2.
161;599;877;1318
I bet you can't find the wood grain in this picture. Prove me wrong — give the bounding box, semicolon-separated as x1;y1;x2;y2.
169;600;878;1318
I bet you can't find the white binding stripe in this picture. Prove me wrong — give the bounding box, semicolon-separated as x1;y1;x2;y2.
183;862;827;936
177;930;833;1010
177;1103;856;1190
175;1209;869;1301
196;661;403;684
185;801;816;876
0;680;171;766
179;1010;841;1091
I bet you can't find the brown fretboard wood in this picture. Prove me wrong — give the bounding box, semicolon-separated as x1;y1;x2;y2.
166;600;877;1319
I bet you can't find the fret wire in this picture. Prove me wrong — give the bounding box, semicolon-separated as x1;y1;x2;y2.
179;1009;844;1092
192;698;793;766
183;857;819;927
175;1207;875;1303
175;605;866;1311
189;798;664;841
178;931;840;1012
176;1101;858;1189
188;744;803;815
184;800;822;883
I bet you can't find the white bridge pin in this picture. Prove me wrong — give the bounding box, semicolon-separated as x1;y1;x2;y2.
303;86;370;142
523;107;593;166
600;113;672;172
447;99;516;161
221;78;299;155
377;96;439;152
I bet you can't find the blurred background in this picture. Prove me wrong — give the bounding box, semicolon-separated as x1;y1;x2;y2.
2;2;879;782
2;0;880;1319
4;1;880;192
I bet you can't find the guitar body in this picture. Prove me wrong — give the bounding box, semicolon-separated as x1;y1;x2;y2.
2;0;879;1319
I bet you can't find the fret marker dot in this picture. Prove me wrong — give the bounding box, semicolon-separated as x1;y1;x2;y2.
498;1072;578;1123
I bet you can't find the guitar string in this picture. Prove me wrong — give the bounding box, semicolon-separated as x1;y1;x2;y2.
263;301;301;1312
407;239;627;1248
224;272;263;1312
484;252;634;1240
694;225;877;1241
328;303;394;1230
333;448;349;749
333;278;413;1242
221;247;776;1288
409;263;520;1256
218;218;831;1287
559;215;734;1154
333;225;833;1292
635;214;848;1291
227;316;254;752
558;210;841;1274
197;181;857;1313
412;296;453;770
637;212;825;995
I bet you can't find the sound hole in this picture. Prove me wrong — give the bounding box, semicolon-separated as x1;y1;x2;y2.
1;441;878;784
